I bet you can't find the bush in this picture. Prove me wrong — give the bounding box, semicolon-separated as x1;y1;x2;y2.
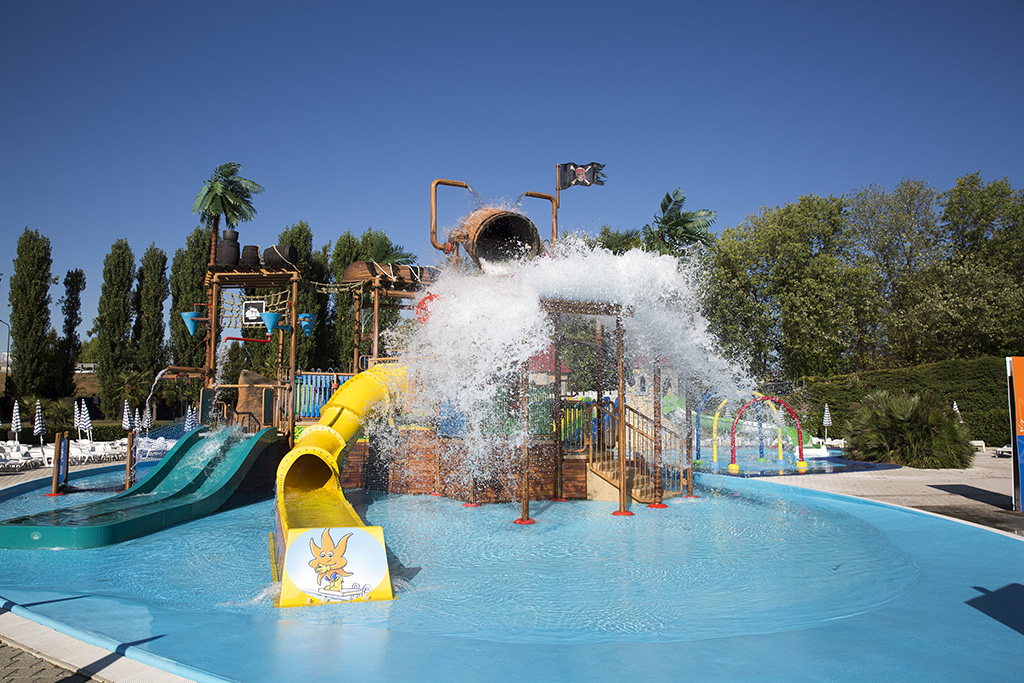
844;390;974;469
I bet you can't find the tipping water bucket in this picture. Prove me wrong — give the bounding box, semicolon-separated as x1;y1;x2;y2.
449;208;541;267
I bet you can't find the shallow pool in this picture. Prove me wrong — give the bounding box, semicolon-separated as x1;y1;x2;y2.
1;469;1022;682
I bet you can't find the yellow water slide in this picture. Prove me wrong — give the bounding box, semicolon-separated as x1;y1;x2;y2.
272;363;406;607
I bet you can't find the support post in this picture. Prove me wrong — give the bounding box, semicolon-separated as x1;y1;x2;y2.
125;431;136;491
686;383;696;497
372;278;381;362
613;315;633;516
552;318;566;501
650;367;667;508
47;432;66;496
205;280;220;389
514;362;536;524
353;284;362;373
288;276;299;447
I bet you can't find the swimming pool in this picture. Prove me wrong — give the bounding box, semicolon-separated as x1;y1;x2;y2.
1;467;1022;681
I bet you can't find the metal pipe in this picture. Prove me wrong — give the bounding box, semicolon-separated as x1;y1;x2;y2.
521;191;558;244
430;178;470;252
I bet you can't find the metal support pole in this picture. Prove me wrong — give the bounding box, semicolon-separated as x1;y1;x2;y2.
613;316;633;516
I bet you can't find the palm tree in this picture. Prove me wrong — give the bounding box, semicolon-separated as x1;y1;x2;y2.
192;162;265;264
640;188;717;255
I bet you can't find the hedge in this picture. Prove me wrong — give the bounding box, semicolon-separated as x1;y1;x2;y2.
783;356;1010;448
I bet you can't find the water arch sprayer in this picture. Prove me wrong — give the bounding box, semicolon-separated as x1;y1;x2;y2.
729;396;805;474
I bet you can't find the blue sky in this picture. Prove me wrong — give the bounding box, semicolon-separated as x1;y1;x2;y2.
2;0;1022;341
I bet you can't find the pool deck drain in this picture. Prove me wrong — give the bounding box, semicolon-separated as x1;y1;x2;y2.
1;453;1022;681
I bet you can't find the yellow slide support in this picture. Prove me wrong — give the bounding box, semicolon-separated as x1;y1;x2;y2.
272;363;406;608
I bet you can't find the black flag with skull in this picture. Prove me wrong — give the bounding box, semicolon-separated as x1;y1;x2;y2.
557;162;607;190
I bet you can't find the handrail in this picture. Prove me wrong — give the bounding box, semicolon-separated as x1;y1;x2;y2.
577;402;691;504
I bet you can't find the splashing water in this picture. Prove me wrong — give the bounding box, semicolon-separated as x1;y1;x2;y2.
386;233;755;491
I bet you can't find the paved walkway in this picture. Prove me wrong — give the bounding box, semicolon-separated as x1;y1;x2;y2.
759;451;1024;535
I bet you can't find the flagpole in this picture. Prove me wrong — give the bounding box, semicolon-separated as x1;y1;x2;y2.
554;163;560;213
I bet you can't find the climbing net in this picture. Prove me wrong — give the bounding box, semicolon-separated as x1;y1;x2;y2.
221;290;292;328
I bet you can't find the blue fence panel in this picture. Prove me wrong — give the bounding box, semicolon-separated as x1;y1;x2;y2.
296;373;352;419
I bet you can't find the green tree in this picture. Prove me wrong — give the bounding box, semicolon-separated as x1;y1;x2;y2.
329;231;361;371
890;173;1024;363
702;195;869;380
329;227;414;372
8;228;55;397
132;244;170;377
593;225;641;254
640;189;716;255
243;222;333;375
52;268;86;396
169;225;215;369
93;239;136;418
847;179;942;366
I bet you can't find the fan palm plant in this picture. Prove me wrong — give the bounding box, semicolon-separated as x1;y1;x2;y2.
845;390;973;468
640;188;717;255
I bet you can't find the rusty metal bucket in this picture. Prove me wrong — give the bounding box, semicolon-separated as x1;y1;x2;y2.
449;208;541;266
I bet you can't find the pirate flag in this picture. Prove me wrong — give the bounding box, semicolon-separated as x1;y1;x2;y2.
557;162;606;190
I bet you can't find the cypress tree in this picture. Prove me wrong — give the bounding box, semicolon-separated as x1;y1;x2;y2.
53;269;86;396
330;231;361;372
133;244;169;377
169;226;214;369
93;239;136;418
8;228;54;397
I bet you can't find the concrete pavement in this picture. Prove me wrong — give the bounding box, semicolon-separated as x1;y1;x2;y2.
760;450;1024;535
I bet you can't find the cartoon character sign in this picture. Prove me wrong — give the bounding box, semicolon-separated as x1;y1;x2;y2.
309;529;352;591
281;526;391;604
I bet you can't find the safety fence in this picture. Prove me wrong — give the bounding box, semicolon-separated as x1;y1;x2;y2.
295;372;354;419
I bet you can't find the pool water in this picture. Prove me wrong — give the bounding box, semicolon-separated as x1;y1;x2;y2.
1;468;1022;682
1;470;914;642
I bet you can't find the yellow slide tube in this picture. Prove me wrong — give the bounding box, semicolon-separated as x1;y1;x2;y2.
272;363;406;607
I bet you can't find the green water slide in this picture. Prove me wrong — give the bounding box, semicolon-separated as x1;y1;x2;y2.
0;427;278;549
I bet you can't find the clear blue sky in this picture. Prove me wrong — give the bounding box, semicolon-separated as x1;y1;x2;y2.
2;0;1022;340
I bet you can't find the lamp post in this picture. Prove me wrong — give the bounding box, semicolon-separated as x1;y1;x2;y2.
0;318;9;379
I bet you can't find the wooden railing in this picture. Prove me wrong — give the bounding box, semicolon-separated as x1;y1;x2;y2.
561;400;692;503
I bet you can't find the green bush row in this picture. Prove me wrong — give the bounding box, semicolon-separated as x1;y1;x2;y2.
784;356;1010;447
